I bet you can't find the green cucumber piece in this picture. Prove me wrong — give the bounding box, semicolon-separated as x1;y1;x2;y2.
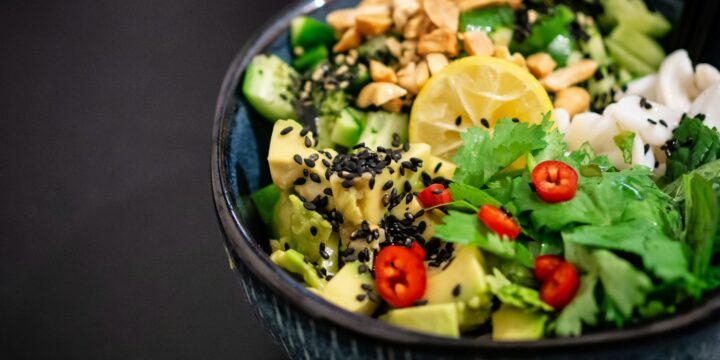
581;24;608;64
250;184;280;227
293;45;328;71
601;0;671;38
609;25;665;69
291;16;336;50
459;6;515;33
242;54;298;121
331;109;364;148
605;38;654;76
357;111;408;150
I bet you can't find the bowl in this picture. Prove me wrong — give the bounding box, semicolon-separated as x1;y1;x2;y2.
211;0;720;358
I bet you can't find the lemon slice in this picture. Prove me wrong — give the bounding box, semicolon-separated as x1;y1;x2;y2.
409;56;553;160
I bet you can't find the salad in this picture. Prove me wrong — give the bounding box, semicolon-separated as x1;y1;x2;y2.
242;0;720;340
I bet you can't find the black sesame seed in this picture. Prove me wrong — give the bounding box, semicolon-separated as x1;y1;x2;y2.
382;194;391;206
342;179;353;188
647;119;657;125
654;161;659;168
325;275;333;281
391;133;400;147
644;144;650;154
320;249;330;260
455;115;462;126
414;209;425;218
404;181;412;192
405;192;413;204
304;158;316;167
280;126;293;135
413;299;428;306
452;284;461;297
361;283;373;291
639;97;647;108
658;119;668;128
358;264;367;274
479;118;489;128
322;159;331;167
697;113;706;121
304;136;312;148
434;162;442;174
311;227;319;237
316;268;324;277
294;177;307;186
284;243;290;250
344;254;357;262
309;173;321;183
356;294;366;301
303;201;316;211
352;142;366;150
367;292;380;302
293;154;303;164
511;117;520;123
403;143;410;152
382;180;394;191
300;127;310;136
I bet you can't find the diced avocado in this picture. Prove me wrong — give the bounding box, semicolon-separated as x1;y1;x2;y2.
331;108;365;148
250;183;280;227
357;111;408;151
273;193;339;274
319;261;379;315
423;245;493;331
270;249;327;289
330;170;393;226
293;45;328;71
609;25;665;70
605;38;655;76
492;305;548;341
242;54;298;122
427;155;457;180
290;16;336;50
380;303;460;337
267;119;318;190
600;0;671;38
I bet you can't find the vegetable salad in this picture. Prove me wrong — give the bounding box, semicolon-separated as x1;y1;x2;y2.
242;0;720;340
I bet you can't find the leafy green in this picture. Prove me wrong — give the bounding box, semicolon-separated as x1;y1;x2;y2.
594;250;652;317
448;182;502;208
613;131;635;164
459;6;515;33
555;274;599;336
664;116;720;183
511;5;575;66
532;113;567;163
435;210;533;267
452;118;547;188
664;159;720;202
682;173;719;280
486;268;553;312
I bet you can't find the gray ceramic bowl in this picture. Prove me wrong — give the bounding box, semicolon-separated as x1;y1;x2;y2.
211;0;720;358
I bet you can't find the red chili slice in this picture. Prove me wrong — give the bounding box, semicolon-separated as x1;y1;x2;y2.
477;204;521;240
531;160;578;203
540;262;580;309
374;245;427;308
409;242;426;260
417;184;452;208
534;254;565;282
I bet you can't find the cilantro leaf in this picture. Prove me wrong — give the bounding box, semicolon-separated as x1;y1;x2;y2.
448;182;502;207
434;210;533;267
663;159;720;202
486;268;553;312
664;115;720;183
613;130;635;164
532;112;567;163
555;274;599;336
594;250;652;318
453;118;547;188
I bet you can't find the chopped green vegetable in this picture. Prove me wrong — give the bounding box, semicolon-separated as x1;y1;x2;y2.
291;16;336;50
459;6;515;33
250;184;280;227
555;274;599;336
608;25;665;70
682;174;719;280
511;5;575;66
357;111;408;150
594;250;652;318
486;268;553;312
600;0;671;38
357;35;396;64
448;182;502;208
293;45;329;71
242;54;298;121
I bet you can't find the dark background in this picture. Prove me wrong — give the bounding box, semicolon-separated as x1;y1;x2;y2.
0;0;288;358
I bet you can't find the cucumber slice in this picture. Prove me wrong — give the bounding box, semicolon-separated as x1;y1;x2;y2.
331;109;364;148
605;38;654;76
357;111;408;150
581;24;608;64
293;45;328;71
242;55;298;121
601;0;671;37
291;16;336;50
608;25;665;69
250;183;280;227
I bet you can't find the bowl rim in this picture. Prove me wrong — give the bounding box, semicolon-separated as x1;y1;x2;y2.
211;0;720;354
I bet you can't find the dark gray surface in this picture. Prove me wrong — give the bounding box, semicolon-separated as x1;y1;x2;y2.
0;0;287;358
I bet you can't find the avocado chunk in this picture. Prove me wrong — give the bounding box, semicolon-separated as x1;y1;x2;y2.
319;261;379;315
380;303;460;337
270;249;327;289
272;193;339;274
492;305;548;341
423;245;493;331
268;119;320;190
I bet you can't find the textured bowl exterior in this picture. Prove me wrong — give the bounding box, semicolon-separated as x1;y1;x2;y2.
211;0;720;358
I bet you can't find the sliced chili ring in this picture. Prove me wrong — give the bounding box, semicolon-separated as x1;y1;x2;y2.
477;204;521;240
531;160;578;203
540;262;580;309
374;245;427;308
417;184;452;208
534;254;564;282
